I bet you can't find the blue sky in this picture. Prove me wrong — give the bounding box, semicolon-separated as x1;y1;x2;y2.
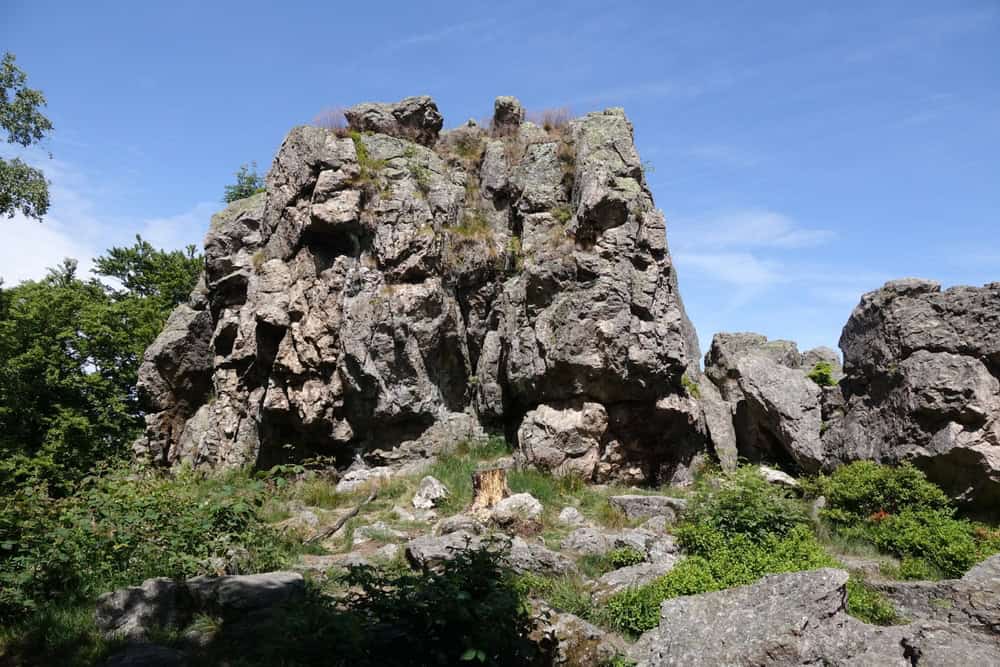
3;1;998;354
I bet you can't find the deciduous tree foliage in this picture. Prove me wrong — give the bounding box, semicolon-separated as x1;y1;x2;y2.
0;239;201;493
223;161;265;203
0;52;53;221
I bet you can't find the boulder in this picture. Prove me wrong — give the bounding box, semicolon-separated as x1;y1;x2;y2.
343;95;443;146
491;492;544;524
517;401;607;478
412;475;450;510
492;95;525;129
405;532;573;575
95;572;304;641
531;604;626;666
702;332;826;474
557;506;586;526
824;280;1000;512
631;566;1000;666
608;495;687;521
592;556;680;603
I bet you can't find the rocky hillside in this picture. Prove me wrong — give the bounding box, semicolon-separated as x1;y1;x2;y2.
134;95;710;485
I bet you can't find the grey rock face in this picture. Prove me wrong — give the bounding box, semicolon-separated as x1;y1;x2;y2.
702;332;828;474
405;531;574;574
592;556;680;603
135;96;705;484
825;280;1000;512
631;567;1000;666
95;572;304;640
343;95;443;146
517;401;607;478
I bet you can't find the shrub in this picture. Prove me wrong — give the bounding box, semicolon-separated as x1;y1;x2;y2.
680;466;809;544
338;540;541;665
806;361;837;387
681;373;701;399
313;106;350;137
0;466;297;623
809;462;951;525
526;107;572;133
845;576;898;625
810;462;999;579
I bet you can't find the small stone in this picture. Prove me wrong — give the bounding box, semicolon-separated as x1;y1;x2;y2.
758;465;799;488
558;506;585;526
412;475;450;510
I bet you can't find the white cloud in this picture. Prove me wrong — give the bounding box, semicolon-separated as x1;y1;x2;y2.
673;209;834;251
0;152;213;286
139;201;218;252
675;251;780;288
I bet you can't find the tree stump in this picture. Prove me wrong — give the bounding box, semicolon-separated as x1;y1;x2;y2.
470;466;510;512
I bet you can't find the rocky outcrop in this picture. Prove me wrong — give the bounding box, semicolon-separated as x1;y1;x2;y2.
824;280;1000;513
95;572;304;640
631;565;1000;665
134;96;705;484
701;333;840;473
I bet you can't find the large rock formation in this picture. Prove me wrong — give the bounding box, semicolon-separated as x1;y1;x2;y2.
135;96;706;483
701;332;842;474
824;279;1000;513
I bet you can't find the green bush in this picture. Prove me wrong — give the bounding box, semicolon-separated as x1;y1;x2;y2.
682;466;809;544
810;462;951;525
0;466;297;623
806;361;837;387
810;462;997;579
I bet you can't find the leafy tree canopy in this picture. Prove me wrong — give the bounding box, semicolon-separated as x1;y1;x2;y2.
0;238;201;493
0;52;53;221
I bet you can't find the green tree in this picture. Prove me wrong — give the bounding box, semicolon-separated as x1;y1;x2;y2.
0;52;53;221
0;239;201;493
223;161;265;203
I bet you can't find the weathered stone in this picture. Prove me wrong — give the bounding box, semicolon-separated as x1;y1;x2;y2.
630;566;1000;666
592;556;680;603
491;492;543;524
96;572;304;641
825;280;1000;512
557;506;586;526
344;95;443;146
95;578;191;640
412;475;450;510
492;96;525;129
531;604;626;666
759;464;799;488
608;495;687;521
517;401;607;478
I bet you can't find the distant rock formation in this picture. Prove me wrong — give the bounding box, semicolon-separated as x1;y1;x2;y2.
134;96;708;483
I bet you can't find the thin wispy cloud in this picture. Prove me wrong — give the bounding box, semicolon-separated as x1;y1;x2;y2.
388;19;496;52
674;210;834;251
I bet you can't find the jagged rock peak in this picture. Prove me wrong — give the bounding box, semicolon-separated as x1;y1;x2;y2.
134;96;707;484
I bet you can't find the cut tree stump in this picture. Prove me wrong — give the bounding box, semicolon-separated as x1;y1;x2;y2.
470;467;510;512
